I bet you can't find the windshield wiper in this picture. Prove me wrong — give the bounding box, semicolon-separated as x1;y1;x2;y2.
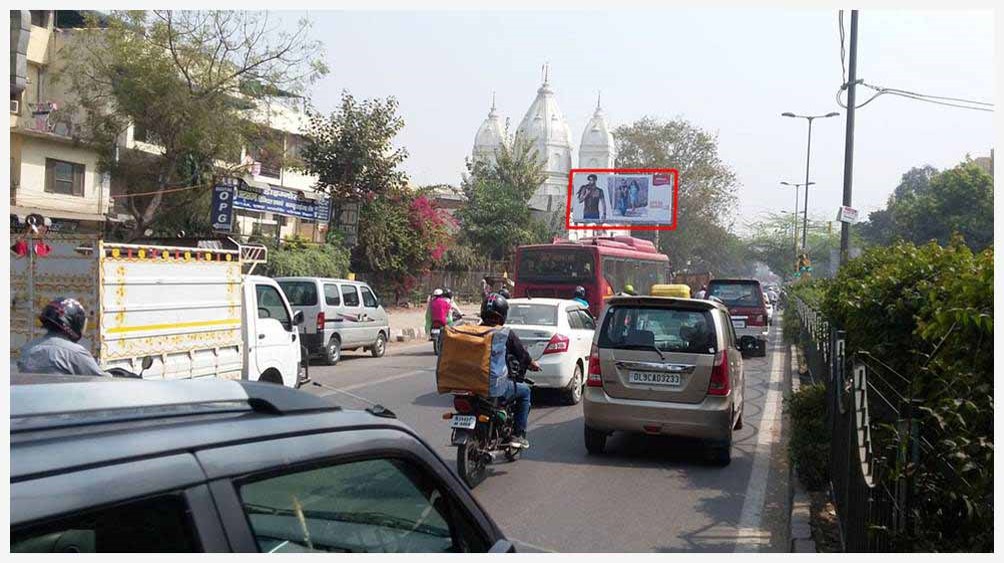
618;343;666;360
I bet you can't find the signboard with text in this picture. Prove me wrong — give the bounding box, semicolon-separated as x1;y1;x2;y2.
211;180;332;232
837;205;859;224
566;168;679;231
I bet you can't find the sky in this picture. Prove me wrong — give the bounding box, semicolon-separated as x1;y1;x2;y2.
291;9;994;233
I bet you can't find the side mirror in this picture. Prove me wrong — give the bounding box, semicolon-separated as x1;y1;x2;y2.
293;310;304;326
141;356;154;370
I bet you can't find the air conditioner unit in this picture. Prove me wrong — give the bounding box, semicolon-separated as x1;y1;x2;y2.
10;99;19;114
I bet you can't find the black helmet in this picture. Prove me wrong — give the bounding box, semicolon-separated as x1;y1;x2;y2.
574;286;587;300
40;297;87;342
443;288;453;299
498;288;511;299
481;293;509;325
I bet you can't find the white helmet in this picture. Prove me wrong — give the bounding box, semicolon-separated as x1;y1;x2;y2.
433;288;443;297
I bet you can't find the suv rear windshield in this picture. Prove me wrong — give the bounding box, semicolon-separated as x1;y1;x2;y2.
279;281;318;307
598;306;718;354
506;303;558;326
707;281;763;308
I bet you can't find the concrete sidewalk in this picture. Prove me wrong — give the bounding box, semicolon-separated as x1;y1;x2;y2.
386;300;480;342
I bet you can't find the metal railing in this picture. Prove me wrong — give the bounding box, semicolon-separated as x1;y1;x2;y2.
793;297;917;552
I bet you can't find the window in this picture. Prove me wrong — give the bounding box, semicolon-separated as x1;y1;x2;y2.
45;159;85;196
237;457;488;553
249;132;283;179
566;310;584;330
578;310;596;330
279;281;318;307
340;285;360;307
601;257;668;295
323;284;341;306
506;304;557;326
256;284;292;329
11;494;200;553
516;248;595;284
361;287;378;308
30;10;49;28
707;281;764;308
598;306;718;355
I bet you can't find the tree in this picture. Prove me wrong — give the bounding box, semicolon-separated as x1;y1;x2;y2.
746;213;844;280
613;117;740;272
354;188;454;303
456;137;549;261
300;93;408;201
260;235;351;279
857;162;992;251
58;11;327;240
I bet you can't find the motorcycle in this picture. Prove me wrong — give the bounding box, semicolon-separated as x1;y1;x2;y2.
445;356;536;488
106;356;153;379
432;311;467;356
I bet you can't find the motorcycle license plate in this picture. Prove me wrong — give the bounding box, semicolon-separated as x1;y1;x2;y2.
449;415;477;429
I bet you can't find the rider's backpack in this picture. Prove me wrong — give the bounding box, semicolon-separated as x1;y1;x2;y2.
436;325;510;397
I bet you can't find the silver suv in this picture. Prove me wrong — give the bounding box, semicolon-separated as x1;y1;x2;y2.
582;296;745;465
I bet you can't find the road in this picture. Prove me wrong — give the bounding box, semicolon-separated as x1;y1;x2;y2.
302;322;792;553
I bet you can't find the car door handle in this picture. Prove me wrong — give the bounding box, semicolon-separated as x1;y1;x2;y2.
290;334;296;342
258;334;266;340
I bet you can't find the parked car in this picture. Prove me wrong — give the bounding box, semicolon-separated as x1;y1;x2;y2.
278;278;390;365
504;298;595;405
10;376;516;553
582;296;745;465
705;279;770;357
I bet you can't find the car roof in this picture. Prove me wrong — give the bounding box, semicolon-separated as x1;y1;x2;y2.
508;298;582;308
10;379;412;481
708;278;762;285
603;295;730;314
276;277;364;285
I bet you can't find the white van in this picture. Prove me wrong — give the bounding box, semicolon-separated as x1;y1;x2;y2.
277;277;390;365
10;236;305;387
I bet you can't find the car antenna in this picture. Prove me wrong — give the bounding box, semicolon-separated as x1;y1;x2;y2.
311;381;396;418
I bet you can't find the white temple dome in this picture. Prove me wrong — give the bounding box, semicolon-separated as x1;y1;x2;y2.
472;96;506;163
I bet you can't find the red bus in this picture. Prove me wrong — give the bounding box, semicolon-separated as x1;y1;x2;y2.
513;236;672;318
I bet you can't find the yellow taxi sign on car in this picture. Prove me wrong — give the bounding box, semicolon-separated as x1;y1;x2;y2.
650;284;692;299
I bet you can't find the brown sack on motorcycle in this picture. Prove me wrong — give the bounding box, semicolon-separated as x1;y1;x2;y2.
436;325;495;395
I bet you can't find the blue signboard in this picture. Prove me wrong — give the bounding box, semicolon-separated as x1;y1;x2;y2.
232;182;331;222
211;184;236;232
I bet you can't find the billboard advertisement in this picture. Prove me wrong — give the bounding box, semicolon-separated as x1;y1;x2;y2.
565;168;679;231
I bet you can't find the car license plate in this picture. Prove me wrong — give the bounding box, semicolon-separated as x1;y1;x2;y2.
449;415;477;429
731;317;747;329
628;371;681;386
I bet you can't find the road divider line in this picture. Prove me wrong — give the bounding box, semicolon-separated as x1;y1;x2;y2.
734;325;784;552
320;369;431;395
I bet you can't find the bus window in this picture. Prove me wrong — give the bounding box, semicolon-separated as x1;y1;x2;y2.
518;247;595;284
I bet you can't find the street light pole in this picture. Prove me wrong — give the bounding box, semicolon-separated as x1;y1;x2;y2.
839;10;860;266
782;111;840;252
781;181;813;272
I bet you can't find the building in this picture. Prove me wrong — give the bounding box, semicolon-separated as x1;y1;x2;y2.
9;10;328;243
973;149;994;176
10;10;110;234
471;66;617;237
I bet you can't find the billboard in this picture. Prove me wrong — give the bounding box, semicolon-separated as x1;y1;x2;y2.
566;169;678;230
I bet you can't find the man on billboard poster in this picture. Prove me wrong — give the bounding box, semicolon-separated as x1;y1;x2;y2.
576;174;607;222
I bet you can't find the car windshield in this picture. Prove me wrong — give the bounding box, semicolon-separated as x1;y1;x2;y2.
506;304;558;326
707;282;763;308
279;281;318;307
598;306;717;354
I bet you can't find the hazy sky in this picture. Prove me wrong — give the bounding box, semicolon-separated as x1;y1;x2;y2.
296;10;994;232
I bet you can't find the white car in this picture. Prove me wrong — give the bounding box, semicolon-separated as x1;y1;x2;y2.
505;298;596;405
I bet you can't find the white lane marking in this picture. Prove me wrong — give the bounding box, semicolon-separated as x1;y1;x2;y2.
318;368;430;395
734;325;784;552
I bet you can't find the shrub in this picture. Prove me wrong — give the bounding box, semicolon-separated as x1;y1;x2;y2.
260;236;350;279
786;383;831;491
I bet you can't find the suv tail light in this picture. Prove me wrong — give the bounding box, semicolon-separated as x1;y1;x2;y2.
587;344;603;387
453;396;473;413
747;313;766;326
316;312;325;331
708;349;731;396
543;333;569;355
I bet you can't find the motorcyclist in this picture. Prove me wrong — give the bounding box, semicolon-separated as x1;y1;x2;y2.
429;289;451;331
572;285;589;308
18;297;107;376
443;288;463;323
617;284;638;297
694;285;708;299
480;293;540;449
426;288;444;335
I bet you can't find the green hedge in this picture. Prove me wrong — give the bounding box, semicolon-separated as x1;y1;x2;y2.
786;383;830;490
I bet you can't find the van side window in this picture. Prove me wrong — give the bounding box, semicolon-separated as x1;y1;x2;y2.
324;284;341;306
361;287;378;308
341;285;360;307
10;493;200;552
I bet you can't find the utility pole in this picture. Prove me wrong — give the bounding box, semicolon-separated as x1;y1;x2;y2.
839;10;859;266
781;181;813;272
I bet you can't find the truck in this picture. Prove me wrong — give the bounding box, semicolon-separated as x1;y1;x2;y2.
10;235;305;387
672;271;713;295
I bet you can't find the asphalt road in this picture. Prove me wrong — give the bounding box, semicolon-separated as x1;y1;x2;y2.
302;320;792;553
